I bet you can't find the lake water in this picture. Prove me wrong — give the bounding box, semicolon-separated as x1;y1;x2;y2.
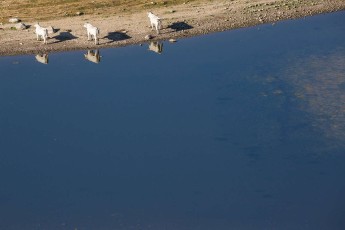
1;11;345;230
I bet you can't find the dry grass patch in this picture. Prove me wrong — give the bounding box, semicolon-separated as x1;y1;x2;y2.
0;0;195;23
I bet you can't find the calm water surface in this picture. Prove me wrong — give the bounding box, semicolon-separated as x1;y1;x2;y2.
1;11;345;230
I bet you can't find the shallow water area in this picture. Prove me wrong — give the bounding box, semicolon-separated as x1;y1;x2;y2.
1;11;345;230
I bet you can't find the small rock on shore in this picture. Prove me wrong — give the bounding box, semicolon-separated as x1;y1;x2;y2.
9;18;21;23
15;23;27;30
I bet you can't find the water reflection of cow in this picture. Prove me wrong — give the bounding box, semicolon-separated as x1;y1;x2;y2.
148;42;163;54
35;54;49;64
84;50;101;63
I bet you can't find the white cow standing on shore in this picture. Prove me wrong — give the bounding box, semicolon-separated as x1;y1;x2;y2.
34;24;48;44
148;12;162;34
83;22;100;45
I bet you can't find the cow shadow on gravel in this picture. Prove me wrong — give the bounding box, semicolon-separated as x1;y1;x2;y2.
104;31;131;44
167;22;193;32
52;32;78;44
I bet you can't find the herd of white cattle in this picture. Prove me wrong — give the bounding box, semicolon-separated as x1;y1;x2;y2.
34;12;162;45
31;12;163;64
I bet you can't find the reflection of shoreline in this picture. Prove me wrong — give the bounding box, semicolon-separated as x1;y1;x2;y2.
286;49;345;141
35;54;49;64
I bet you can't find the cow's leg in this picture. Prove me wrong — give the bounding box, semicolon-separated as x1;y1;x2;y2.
95;34;98;45
155;24;159;34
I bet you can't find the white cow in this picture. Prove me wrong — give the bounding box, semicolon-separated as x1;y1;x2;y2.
84;50;101;64
83;22;100;45
35;54;49;64
34;24;48;44
148;12;162;34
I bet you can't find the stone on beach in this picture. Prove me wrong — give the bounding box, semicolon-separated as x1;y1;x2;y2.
145;34;153;40
9;18;20;23
47;26;55;34
15;23;27;30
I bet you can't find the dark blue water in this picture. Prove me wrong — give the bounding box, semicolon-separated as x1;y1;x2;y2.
1;11;345;230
